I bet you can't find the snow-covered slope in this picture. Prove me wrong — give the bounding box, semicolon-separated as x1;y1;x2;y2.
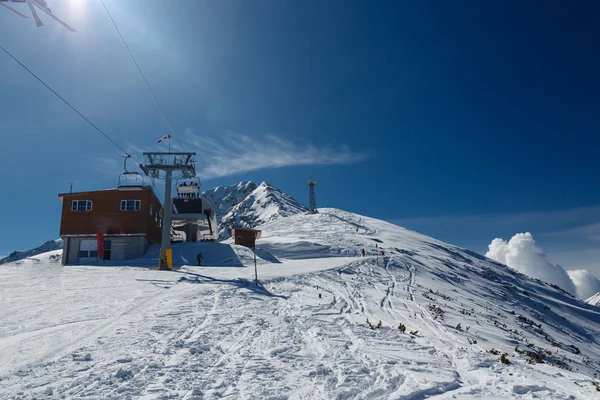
201;181;257;224
218;181;307;238
0;239;63;265
587;292;600;307
1;209;599;399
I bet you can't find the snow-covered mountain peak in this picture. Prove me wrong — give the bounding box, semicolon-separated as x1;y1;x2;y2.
238;181;256;191
201;181;258;223
218;181;307;238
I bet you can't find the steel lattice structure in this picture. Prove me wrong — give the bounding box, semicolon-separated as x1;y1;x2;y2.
307;180;318;214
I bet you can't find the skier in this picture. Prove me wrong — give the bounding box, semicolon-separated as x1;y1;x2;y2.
361;249;366;257
196;253;204;266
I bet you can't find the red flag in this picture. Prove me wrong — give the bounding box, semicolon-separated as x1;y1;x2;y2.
157;134;171;143
96;231;105;260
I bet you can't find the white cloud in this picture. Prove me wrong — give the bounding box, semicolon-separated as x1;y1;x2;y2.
486;232;577;296
567;270;600;300
183;131;367;179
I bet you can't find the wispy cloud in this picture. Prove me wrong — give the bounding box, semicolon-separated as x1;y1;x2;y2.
544;223;600;241
91;154;123;176
183;130;368;179
394;205;600;231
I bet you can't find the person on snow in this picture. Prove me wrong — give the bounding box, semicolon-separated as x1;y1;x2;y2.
361;249;366;257
196;253;204;266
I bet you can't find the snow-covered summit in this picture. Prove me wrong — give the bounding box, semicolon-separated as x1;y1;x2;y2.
587;292;600;307
201;181;257;224
218;181;307;238
0;239;63;265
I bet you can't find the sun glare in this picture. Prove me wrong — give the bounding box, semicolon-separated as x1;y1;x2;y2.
66;0;87;17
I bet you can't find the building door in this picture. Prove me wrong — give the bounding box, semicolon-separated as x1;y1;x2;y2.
103;240;112;260
79;240;98;264
113;244;126;261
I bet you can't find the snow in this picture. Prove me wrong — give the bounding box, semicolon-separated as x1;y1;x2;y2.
586;292;600;307
1;209;600;399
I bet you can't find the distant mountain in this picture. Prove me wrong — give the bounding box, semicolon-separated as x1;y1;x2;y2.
0;239;63;265
202;181;257;224
586;292;600;307
217;182;308;238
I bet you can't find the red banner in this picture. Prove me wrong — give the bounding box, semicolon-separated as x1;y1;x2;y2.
96;231;105;259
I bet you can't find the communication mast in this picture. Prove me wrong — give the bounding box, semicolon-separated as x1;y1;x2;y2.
140;152;196;270
307;179;318;214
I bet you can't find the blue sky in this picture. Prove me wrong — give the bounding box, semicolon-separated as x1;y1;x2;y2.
1;1;599;273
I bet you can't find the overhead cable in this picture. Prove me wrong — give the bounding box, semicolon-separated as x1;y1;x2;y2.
100;0;186;153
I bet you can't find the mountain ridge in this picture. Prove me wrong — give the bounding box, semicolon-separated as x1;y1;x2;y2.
0;239;63;265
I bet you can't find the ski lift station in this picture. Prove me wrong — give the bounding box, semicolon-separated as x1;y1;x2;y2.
57;155;218;265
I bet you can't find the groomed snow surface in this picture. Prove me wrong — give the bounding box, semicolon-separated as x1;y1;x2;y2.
1;209;599;399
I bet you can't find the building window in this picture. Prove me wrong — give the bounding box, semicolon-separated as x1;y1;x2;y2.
79;239;98;261
149;205;153;216
120;200;141;211
79;250;98;259
72;200;92;211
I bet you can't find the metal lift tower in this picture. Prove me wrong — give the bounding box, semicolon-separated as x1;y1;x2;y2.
140;152;196;270
307;179;318;214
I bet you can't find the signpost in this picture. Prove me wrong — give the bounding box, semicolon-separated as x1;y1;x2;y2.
253;244;258;285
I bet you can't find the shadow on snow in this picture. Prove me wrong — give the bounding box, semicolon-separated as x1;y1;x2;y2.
174;270;289;300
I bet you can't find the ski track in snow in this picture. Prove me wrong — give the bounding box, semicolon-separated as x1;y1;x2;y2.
1;209;599;399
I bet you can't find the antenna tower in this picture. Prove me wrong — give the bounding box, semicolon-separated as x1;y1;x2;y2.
307;179;318;214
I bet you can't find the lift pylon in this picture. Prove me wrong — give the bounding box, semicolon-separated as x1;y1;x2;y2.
140;152;196;270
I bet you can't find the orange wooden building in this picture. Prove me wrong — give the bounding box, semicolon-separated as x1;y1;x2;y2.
57;187;163;264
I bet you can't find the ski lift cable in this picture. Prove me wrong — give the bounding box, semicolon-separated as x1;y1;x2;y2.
0;43;139;163
0;43;168;204
99;0;185;153
2;44;166;207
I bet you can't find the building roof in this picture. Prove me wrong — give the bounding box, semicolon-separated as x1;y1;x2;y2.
232;227;262;233
57;188;123;197
58;187;162;206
